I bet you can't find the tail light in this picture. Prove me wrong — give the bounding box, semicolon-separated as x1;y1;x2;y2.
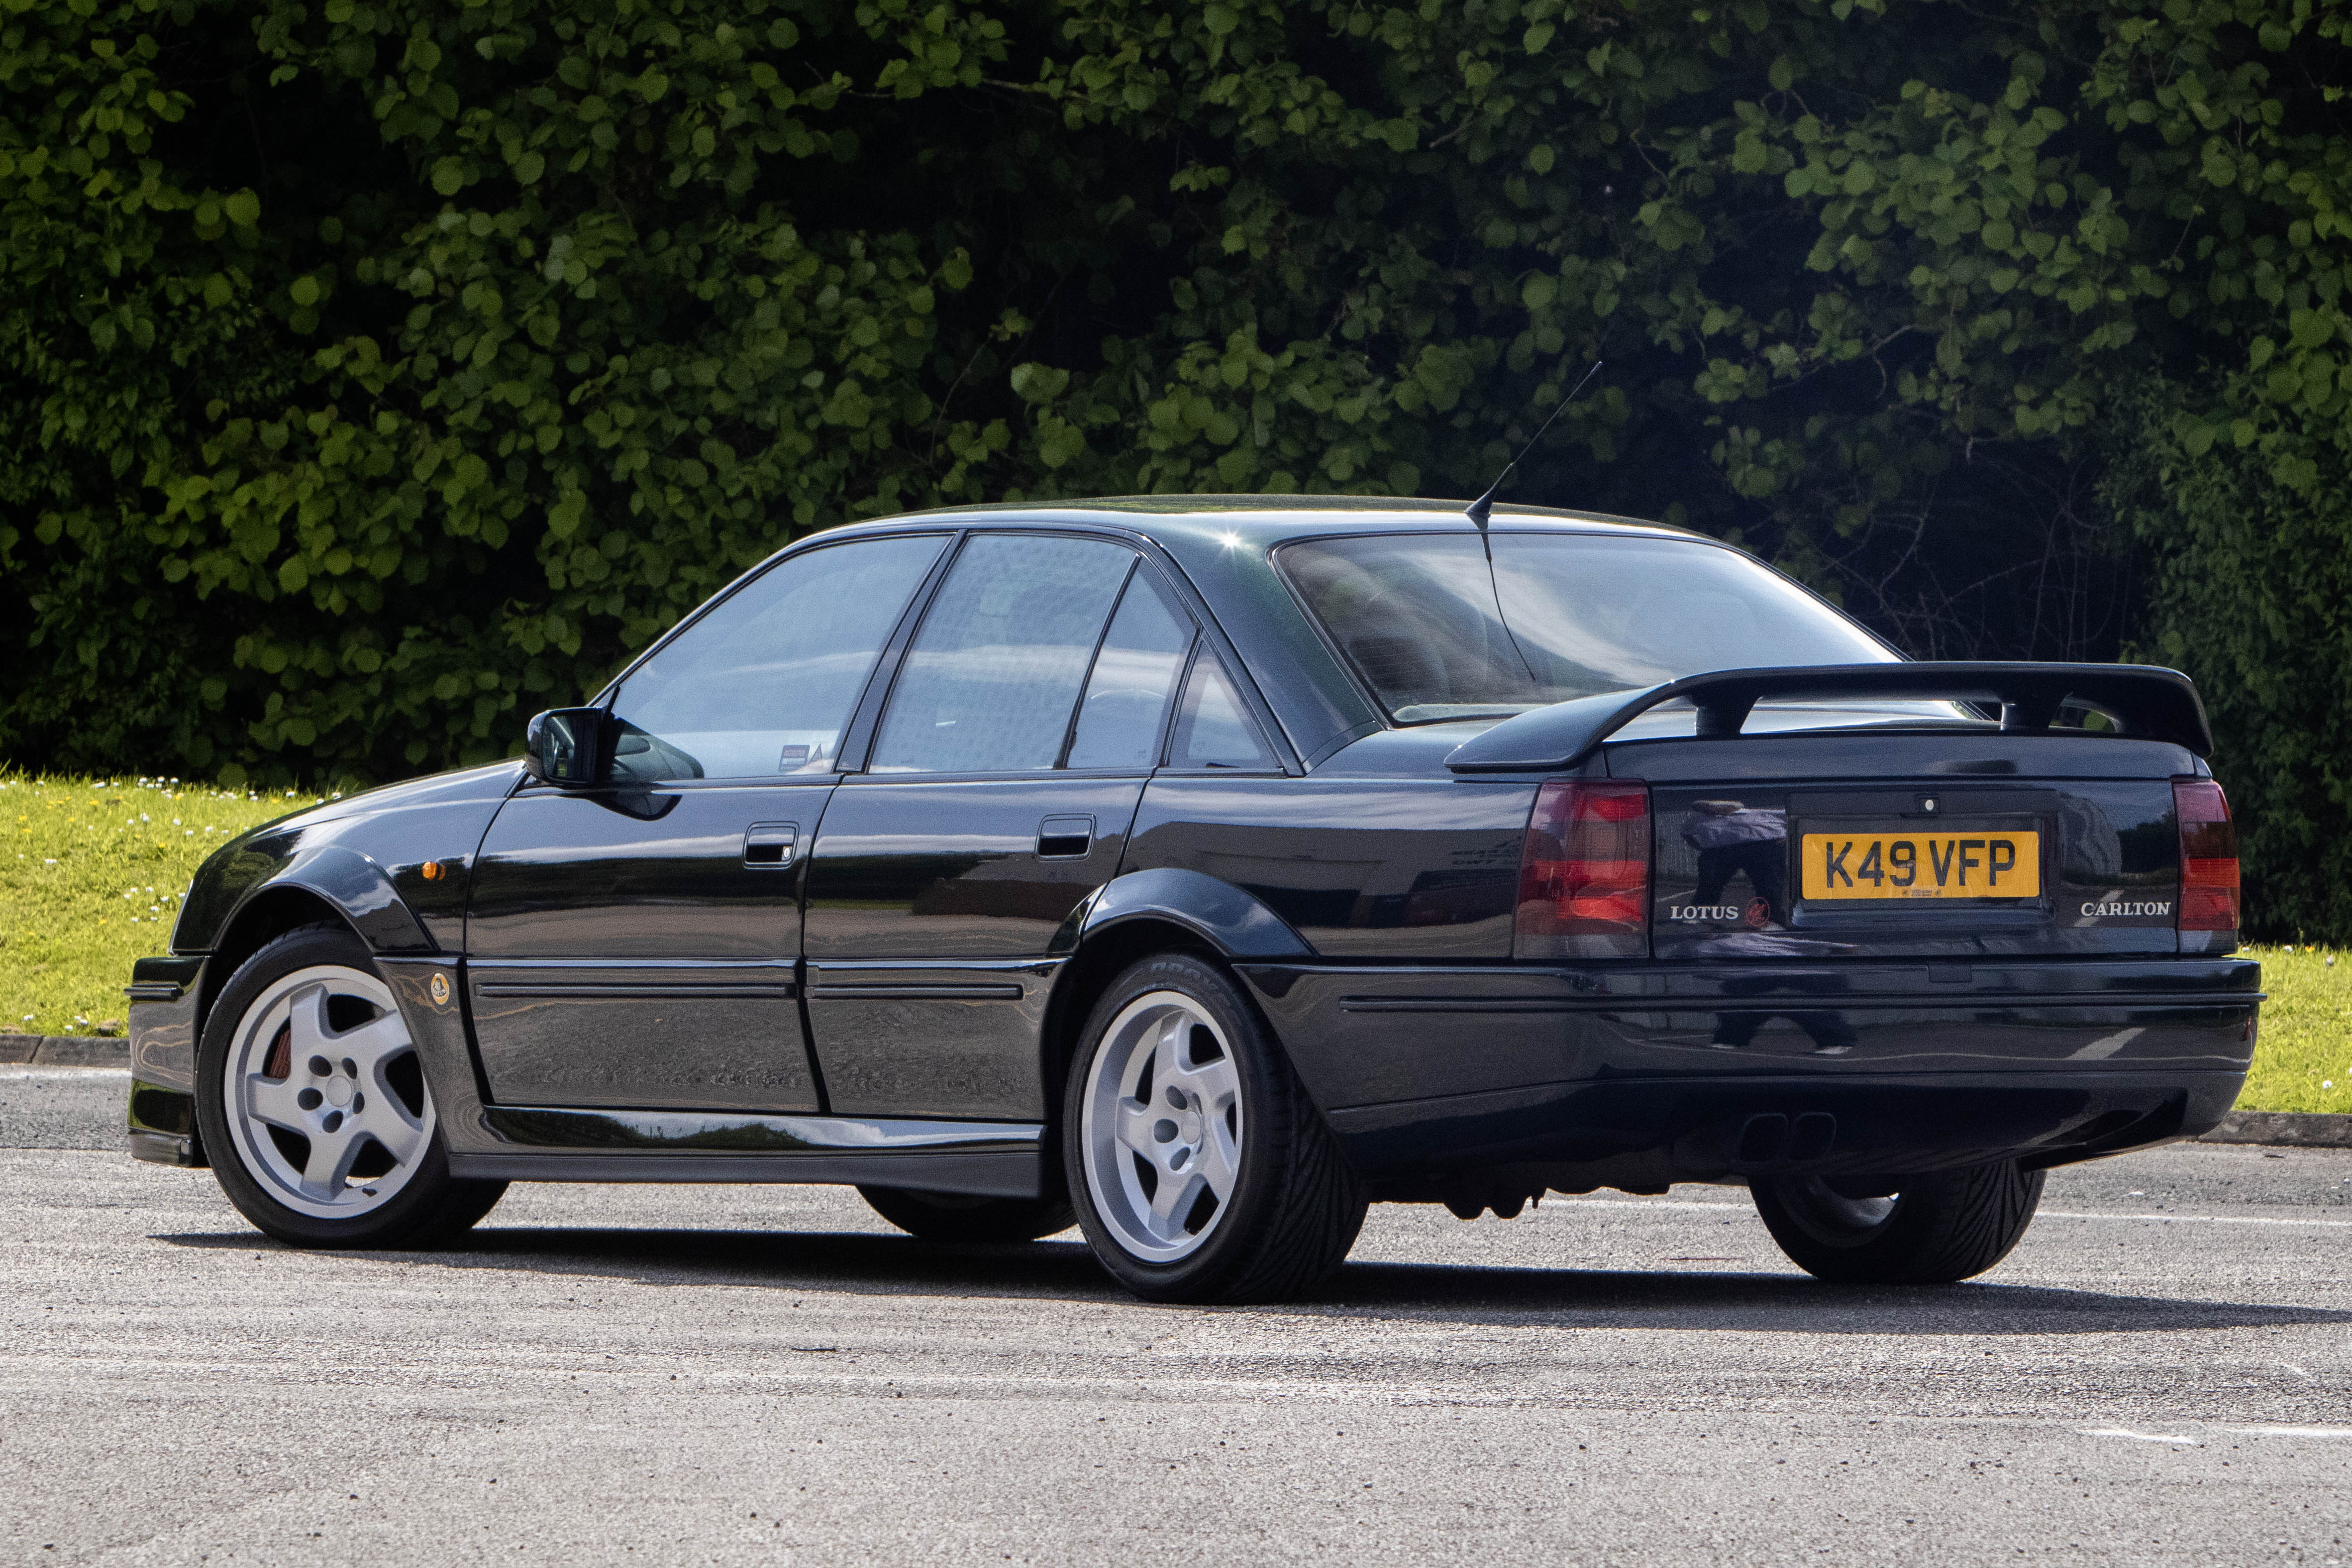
1516;780;1651;959
2172;778;2239;934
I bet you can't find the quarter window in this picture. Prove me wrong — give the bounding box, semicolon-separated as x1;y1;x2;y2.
870;534;1137;774
1169;655;1278;770
606;534;947;783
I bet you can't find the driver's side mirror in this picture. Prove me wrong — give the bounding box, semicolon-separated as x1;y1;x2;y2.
524;707;610;788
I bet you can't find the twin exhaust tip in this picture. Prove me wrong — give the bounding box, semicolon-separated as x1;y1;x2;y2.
1733;1111;1839;1170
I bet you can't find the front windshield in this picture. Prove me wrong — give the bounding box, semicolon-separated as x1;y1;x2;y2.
1279;531;1899;722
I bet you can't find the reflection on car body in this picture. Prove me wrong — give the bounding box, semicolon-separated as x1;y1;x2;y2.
128;497;2259;1303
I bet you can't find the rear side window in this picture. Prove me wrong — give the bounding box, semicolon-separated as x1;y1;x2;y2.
1169;656;1278;770
1065;573;1196;770
1280;532;1895;723
608;534;947;781
870;534;1136;773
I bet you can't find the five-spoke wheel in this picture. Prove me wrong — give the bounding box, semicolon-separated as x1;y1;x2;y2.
196;926;505;1248
1080;990;1245;1262
223;964;433;1218
1062;952;1365;1303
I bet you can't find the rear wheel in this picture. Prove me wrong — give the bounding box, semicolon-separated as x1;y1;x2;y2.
1062;952;1366;1304
195;926;506;1248
857;1185;1075;1243
1750;1160;2045;1284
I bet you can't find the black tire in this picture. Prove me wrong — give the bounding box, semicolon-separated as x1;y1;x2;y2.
195;925;506;1249
1751;1160;2045;1284
856;1185;1076;1243
1061;952;1367;1304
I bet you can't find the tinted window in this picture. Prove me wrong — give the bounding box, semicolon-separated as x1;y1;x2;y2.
870;534;1135;774
1065;574;1195;770
1169;656;1277;770
1281;532;1895;722
608;535;946;782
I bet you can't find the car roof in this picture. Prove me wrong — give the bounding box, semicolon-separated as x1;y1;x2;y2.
763;496;1736;771
827;494;1702;552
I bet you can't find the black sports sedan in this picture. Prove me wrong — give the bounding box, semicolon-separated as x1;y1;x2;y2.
125;498;2258;1302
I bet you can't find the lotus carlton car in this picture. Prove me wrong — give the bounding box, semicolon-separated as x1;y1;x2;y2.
125;498;2260;1302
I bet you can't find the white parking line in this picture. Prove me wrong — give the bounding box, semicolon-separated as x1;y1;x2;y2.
2083;1425;2352;1445
0;1068;131;1082
1538;1196;2352;1228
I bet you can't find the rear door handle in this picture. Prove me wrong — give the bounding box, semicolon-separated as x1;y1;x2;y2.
744;822;798;868
1037;815;1094;860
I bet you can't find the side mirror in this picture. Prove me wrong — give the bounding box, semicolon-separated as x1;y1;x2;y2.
523;708;610;788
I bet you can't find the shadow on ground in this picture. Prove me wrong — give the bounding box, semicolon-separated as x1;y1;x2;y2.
153;1224;2352;1335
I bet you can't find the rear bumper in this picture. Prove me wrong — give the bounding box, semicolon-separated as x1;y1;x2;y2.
1238;957;2259;1187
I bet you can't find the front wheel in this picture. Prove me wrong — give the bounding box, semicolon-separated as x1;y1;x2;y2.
195;926;506;1249
1062;952;1366;1304
1750;1160;2045;1284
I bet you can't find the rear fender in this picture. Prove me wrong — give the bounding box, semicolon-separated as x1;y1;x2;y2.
1034;870;1311;1140
1058;867;1312;961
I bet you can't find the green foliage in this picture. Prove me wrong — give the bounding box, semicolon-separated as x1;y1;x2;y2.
1;0;2349;931
2107;383;2352;941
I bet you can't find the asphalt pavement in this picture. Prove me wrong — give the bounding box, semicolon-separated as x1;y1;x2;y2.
3;1069;2349;1564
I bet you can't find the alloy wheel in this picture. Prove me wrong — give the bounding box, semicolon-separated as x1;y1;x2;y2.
219;964;435;1221
1078;990;1245;1263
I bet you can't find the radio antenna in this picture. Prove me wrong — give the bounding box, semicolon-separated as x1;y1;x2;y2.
1464;359;1603;530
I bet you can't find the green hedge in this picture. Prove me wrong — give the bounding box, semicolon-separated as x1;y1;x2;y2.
4;0;2349;933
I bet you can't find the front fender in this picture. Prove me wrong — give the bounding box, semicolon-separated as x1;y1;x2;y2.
275;844;435;952
189;841;433;956
1063;867;1312;960
129;846;431;1110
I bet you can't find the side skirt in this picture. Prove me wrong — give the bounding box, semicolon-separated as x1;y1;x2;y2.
447;1105;1045;1198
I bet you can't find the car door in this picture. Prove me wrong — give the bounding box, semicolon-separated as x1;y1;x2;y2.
803;532;1199;1120
464;532;950;1112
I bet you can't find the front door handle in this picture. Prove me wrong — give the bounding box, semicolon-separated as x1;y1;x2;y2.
1037;815;1094;860
744;822;798;868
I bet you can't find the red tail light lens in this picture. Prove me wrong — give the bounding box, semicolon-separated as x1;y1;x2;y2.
1516;780;1651;959
2172;778;2239;934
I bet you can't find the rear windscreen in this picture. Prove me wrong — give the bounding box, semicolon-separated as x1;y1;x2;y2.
1278;531;1899;723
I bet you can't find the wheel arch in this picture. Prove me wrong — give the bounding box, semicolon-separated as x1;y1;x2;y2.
194;885;352;1042
194;848;430;1041
1038;869;1313;1140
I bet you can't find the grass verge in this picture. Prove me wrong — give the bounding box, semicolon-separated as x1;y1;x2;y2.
2;773;323;1036
2237;943;2351;1114
2;773;2343;1114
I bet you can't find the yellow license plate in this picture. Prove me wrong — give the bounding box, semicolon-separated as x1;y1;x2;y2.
1801;831;2041;901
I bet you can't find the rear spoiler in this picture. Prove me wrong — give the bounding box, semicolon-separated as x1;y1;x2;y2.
1442;662;2212;774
